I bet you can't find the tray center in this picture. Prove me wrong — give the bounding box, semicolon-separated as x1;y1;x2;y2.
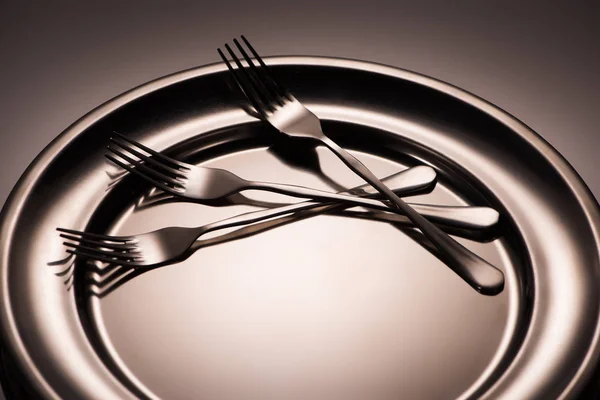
91;143;513;400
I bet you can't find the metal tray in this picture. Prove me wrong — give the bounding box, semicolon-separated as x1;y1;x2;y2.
1;57;599;399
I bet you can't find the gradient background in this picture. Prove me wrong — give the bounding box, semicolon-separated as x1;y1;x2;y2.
0;1;598;398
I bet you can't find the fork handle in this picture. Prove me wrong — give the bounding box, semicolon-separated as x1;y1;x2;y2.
248;180;497;232
317;136;505;296
201;200;337;237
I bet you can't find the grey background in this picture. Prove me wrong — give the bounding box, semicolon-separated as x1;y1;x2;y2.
0;1;597;398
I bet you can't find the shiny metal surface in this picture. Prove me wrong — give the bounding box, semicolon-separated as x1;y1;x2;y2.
221;36;504;296
0;58;599;399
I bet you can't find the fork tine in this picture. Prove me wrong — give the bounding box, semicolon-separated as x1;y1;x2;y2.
218;47;268;116
232;39;283;107
225;43;275;111
110;137;189;179
105;154;184;196
107;146;186;189
60;239;137;259
60;234;138;252
240;35;289;98
66;249;139;266
234;37;285;105
111;132;191;170
56;227;132;243
63;242;141;261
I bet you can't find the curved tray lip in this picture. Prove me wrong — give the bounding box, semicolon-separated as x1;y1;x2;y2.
1;55;599;399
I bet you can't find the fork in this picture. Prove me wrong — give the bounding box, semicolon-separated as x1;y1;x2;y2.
85;199;498;299
217;35;505;295
58;168;500;279
58;167;435;269
106;133;498;231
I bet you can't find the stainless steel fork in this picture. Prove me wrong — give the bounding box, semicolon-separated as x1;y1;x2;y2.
58;167;499;272
218;36;504;295
106;133;498;231
85;197;499;299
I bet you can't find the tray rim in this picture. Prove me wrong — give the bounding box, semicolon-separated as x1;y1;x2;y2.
1;56;599;399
